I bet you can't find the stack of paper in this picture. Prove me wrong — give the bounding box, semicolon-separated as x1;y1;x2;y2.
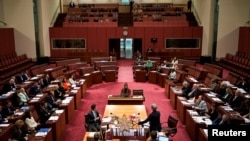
55;110;64;114
49;116;59;121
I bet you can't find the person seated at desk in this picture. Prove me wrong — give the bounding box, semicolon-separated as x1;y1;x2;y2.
216;82;227;98
43;74;51;87
86;104;101;131
38;78;46;89
17;87;30;107
236;77;249;92
24;110;41;132
0;105;8;123
192;95;208;116
68;74;77;86
147;47;153;53
11;119;28;141
205;103;219;122
39;101;52;127
210;78;219;92
2;100;16;118
16;72;25;84
227;89;243;111
29;81;41;98
212;113;231;125
171;57;178;66
146;60;153;68
109;56;113;62
181;81;192;99
138;103;162;132
220;87;233;103
186;84;200;99
62;77;71;91
54;84;65;100
239;99;250;117
120;82;131;97
168;69;176;80
2;78;16;93
135;50;143;61
46;90;61;110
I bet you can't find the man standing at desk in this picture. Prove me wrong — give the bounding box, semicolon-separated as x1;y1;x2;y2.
120;82;131;97
138;103;162;132
87;104;101;131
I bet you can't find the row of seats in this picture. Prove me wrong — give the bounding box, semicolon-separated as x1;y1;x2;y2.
219;53;250;79
0;52;17;62
0;54;35;80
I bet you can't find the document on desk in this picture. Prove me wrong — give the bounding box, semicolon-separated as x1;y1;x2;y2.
49;116;59;121
102;117;112;123
70;90;78;93
212;97;222;102
133;95;143;98
55;110;64;114
35;132;47;137
221;106;233;111
0;124;9;127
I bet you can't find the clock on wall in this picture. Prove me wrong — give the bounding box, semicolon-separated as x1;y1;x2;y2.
123;30;128;36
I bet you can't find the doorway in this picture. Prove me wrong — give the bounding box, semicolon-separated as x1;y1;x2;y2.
109;38;142;59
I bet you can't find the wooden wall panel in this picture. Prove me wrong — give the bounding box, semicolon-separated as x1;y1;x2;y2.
96;28;107;52
173;27;183;37
238;27;250;54
183;27;193;38
87;27;97;51
49;26;204;59
0;28;15;56
106;27;116;38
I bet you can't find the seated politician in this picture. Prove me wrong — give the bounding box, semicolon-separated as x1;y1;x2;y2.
120;82;131;97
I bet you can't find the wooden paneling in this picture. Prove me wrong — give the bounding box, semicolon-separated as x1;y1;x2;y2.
49;26;204;59
0;28;15;56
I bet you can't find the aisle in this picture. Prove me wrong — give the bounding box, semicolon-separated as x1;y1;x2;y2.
117;59;134;82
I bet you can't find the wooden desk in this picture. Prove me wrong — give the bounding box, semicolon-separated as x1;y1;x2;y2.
176;96;192;124
107;95;144;105
59;96;75;124
103;105;147;120
28;128;53;141
185;110;209;141
46;109;66;141
169;86;182;109
69;87;81;109
0;123;14;141
198;128;208;141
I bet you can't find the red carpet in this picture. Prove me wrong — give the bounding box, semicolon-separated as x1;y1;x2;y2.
61;60;192;141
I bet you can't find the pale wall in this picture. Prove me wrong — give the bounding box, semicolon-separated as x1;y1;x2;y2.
3;0;36;58
38;0;60;57
0;0;4;22
216;0;250;58
63;0;187;5
193;0;214;56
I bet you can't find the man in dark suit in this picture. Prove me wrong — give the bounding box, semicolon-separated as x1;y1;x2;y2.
138;103;162;132
43;74;51;87
181;81;192;99
228;89;243;110
29;82;41;97
39;101;52;127
212;113;231;125
2;78;16;93
69;0;75;8
86;104;101;131
2;100;16;118
16;72;25;84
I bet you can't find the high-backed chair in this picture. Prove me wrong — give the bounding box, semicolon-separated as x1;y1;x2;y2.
161;115;178;138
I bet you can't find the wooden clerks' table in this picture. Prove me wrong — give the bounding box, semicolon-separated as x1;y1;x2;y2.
103;105;147;119
82;105;148;141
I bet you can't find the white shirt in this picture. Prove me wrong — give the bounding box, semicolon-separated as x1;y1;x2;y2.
25;117;38;130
